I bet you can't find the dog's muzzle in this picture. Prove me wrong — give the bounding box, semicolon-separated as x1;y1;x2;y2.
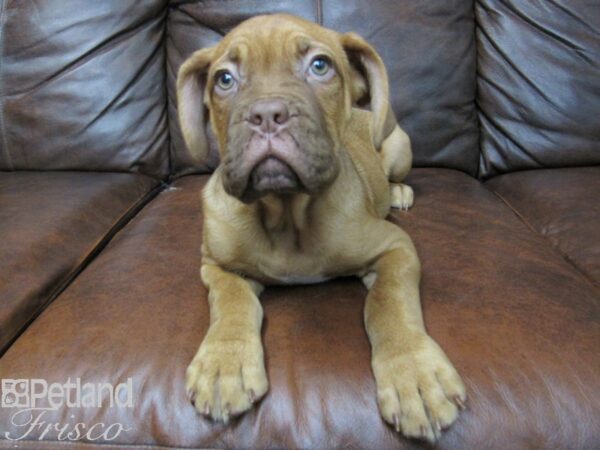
222;96;339;202
246;99;301;194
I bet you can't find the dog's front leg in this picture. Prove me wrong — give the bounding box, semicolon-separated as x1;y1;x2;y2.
363;228;466;442
186;263;268;423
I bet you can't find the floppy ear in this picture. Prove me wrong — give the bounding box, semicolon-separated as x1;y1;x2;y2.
340;33;397;149
176;47;215;162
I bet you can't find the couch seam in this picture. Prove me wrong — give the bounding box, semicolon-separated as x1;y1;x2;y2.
473;0;483;180
316;0;323;25
0;179;167;356
160;1;172;180
0;0;13;170
489;188;600;294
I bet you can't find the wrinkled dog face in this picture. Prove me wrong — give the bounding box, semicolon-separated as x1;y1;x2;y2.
178;15;364;202
215;29;348;201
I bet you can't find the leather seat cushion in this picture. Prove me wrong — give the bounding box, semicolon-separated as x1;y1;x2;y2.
0;169;598;449
0;171;158;353
486;167;600;287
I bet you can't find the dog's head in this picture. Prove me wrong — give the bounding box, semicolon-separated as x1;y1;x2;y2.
177;14;393;202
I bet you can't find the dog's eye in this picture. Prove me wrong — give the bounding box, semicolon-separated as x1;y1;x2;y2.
215;70;235;90
309;57;331;77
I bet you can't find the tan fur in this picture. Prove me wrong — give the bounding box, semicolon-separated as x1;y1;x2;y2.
178;14;466;443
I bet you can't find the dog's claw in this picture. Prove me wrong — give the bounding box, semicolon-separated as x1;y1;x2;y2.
248;389;256;403
222;403;231;424
454;395;466;410
203;401;210;416
434;421;443;440
392;414;400;432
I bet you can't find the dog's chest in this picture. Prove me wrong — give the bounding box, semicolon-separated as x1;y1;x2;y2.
269;273;331;285
248;240;350;285
231;202;364;284
250;217;337;283
203;174;376;285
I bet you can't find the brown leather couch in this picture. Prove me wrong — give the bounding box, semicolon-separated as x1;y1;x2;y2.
1;1;598;449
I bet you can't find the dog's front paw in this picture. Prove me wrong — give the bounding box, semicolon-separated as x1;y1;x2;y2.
372;333;466;443
390;183;414;210
186;334;268;423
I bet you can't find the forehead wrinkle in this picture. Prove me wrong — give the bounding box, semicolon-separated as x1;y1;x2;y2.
232;30;283;73
226;39;250;64
288;32;312;57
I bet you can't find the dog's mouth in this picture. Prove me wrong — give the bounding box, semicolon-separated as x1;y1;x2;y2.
228;127;311;202
250;157;300;194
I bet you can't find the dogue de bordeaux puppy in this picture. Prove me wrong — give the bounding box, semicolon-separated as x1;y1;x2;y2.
177;14;466;442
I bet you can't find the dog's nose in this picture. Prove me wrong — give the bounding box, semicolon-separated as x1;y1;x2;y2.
248;99;290;132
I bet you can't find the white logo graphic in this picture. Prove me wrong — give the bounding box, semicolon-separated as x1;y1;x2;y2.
1;378;134;442
1;378;134;410
1;379;31;408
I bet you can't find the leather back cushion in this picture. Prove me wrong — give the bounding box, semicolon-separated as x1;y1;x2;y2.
167;0;479;176
0;0;169;178
476;0;600;178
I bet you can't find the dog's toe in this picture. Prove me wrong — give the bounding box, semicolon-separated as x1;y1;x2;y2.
377;382;437;442
390;183;414;210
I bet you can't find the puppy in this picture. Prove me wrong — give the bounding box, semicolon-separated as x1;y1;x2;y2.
177;14;466;442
